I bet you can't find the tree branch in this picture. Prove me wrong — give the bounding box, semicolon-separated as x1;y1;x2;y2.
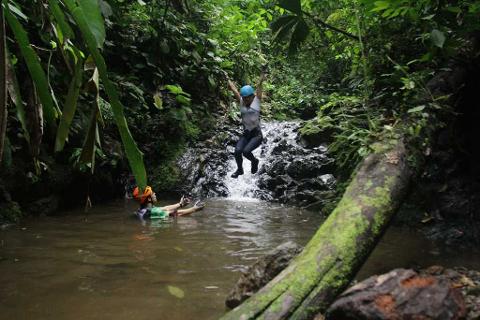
302;10;360;41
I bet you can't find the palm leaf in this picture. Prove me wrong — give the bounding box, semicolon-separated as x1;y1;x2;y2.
4;2;57;124
64;0;147;189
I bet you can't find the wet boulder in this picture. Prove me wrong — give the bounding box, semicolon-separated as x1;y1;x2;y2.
285;155;333;180
326;268;466;320
225;241;302;309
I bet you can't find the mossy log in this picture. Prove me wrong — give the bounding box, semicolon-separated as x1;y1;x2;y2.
220;138;411;320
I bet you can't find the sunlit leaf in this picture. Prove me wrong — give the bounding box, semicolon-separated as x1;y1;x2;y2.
407;105;425;113
167;285;184;299
371;1;390;12
165;84;183;95
6;3;27;21
430;29;445;48
176;95;191;106
153;93;163;110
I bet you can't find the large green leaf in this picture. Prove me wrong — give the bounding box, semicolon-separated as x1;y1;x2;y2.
79;107;99;173
6;48;29;144
64;0;147;189
76;0;105;48
48;0;74;41
277;0;302;15
54;59;83;152
4;3;57;124
6;2;27;21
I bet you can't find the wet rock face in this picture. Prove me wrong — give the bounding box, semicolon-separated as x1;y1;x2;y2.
326;268;466;320
178;121;336;207
177;146;230;198
225;241;302;309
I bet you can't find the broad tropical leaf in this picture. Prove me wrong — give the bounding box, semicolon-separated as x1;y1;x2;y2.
6;50;29;144
54;59;83;152
4;2;57;124
64;0;147;189
77;0;106;48
79;106;99;173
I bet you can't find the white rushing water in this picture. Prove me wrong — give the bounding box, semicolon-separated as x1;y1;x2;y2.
224;121;300;200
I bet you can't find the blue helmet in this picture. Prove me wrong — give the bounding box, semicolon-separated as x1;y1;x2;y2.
240;85;255;97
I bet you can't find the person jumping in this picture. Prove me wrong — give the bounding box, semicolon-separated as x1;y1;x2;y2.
226;69;266;178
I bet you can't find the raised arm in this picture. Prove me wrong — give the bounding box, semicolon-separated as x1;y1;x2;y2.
256;71;267;100
227;79;241;102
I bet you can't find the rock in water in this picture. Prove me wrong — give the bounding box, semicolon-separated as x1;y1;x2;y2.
225;241;301;309
326;268;466;320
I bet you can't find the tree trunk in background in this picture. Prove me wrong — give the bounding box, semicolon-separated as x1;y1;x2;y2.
220;138;411;320
0;6;8;165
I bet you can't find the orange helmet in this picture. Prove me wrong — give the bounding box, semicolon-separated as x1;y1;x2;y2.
133;186;153;204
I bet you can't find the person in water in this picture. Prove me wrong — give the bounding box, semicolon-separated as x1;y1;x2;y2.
226;69;266;178
133;186;205;220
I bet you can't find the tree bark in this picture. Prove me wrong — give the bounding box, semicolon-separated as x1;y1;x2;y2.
220;138;411;320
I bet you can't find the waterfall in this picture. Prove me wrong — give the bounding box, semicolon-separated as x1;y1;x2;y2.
178;121;335;206
224;122;301;200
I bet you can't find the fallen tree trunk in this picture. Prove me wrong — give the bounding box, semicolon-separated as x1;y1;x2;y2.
220;138;411;320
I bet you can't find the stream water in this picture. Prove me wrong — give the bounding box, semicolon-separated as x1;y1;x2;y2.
1;198;480;320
